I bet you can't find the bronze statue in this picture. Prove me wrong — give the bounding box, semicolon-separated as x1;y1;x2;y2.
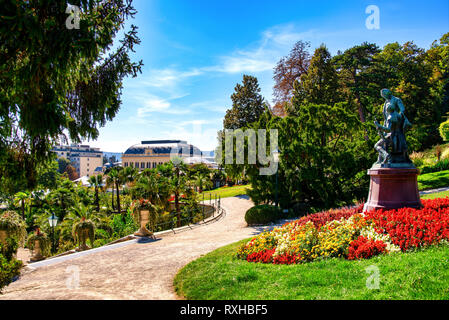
373;89;413;167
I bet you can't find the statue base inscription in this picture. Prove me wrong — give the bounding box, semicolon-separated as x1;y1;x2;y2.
363;167;423;213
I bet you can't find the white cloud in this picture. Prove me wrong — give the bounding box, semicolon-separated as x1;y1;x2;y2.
206;24;318;74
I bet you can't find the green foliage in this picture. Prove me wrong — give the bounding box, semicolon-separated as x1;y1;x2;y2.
0;236;23;293
440;120;449;141
244;205;282;225
420;159;449;174
245;103;373;211
110;210;139;238
0;211;27;247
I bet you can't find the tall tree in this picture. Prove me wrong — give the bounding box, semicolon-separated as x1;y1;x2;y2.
273;40;311;116
0;0;143;191
286;45;340;116
333;42;381;123
223;75;266;129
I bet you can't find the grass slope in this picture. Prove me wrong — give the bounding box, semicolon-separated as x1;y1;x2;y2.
418;170;449;191
174;239;449;300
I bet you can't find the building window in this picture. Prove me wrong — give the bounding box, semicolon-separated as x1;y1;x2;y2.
135;162;139;168
141;162;145;169
124;162;128;167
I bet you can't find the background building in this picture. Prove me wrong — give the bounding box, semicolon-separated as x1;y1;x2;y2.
53;144;103;177
122;140;212;170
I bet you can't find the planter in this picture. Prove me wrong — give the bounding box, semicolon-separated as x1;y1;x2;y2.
30;239;45;262
134;210;153;237
0;230;7;246
76;228;91;251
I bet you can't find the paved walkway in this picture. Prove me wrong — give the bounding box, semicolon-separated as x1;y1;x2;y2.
0;196;275;300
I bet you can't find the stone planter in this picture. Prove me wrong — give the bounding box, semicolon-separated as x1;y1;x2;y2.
30;239;45;262
0;230;7;245
134;210;153;237
76;228;91;252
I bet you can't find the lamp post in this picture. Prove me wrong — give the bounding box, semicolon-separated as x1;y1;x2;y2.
48;212;58;254
272;148;280;207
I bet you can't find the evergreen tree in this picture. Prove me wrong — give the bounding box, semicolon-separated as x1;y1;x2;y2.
286;45;340;116
223;75;266;129
0;0;143;191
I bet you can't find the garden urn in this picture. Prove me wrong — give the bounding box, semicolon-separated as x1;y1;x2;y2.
78;228;91;251
30;239;45;262
134;210;153;237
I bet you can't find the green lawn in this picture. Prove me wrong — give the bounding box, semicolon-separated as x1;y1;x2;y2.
418;170;449;191
174;239;449;300
199;184;251;200
421;190;449;200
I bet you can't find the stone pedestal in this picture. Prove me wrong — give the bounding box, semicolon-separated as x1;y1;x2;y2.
30;240;45;262
363;167;422;212
134;210;153;237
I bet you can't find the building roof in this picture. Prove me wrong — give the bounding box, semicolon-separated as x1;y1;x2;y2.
123;140;202;156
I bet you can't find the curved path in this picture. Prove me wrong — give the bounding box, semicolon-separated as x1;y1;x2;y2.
0;196;274;300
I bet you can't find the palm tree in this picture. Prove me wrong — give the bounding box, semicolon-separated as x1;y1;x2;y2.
47;178;76;220
88;174;104;212
194;172;213;193
132;171;171;210
106;167;126;213
13;191;31;220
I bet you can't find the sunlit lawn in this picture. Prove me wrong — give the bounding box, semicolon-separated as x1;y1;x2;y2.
199;184;251;200
418;170;449;191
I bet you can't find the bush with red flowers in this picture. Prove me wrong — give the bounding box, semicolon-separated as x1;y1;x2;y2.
347;236;387;260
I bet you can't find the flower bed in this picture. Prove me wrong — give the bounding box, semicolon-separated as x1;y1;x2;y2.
236;199;449;265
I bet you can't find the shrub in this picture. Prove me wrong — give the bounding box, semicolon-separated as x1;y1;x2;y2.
244;205;282;225
0;238;23;293
420;159;449;174
0;211;27;247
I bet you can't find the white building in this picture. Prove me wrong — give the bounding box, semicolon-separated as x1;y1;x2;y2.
53;144;103;177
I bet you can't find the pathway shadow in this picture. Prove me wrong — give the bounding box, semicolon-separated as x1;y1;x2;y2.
235;194;250;200
136;237;162;244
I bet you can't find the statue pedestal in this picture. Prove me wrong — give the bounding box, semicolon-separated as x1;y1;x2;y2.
363;167;422;212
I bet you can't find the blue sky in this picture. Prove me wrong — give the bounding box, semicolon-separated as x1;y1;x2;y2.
82;0;449;152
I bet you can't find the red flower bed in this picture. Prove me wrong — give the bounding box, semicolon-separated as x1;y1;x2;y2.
285;204;364;229
273;253;302;265
347;236;387;260
247;249;275;263
366;198;449;251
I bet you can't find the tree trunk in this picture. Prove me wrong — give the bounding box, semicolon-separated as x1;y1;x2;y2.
21;200;25;220
116;182;121;214
95;187;100;212
175;192;180;228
